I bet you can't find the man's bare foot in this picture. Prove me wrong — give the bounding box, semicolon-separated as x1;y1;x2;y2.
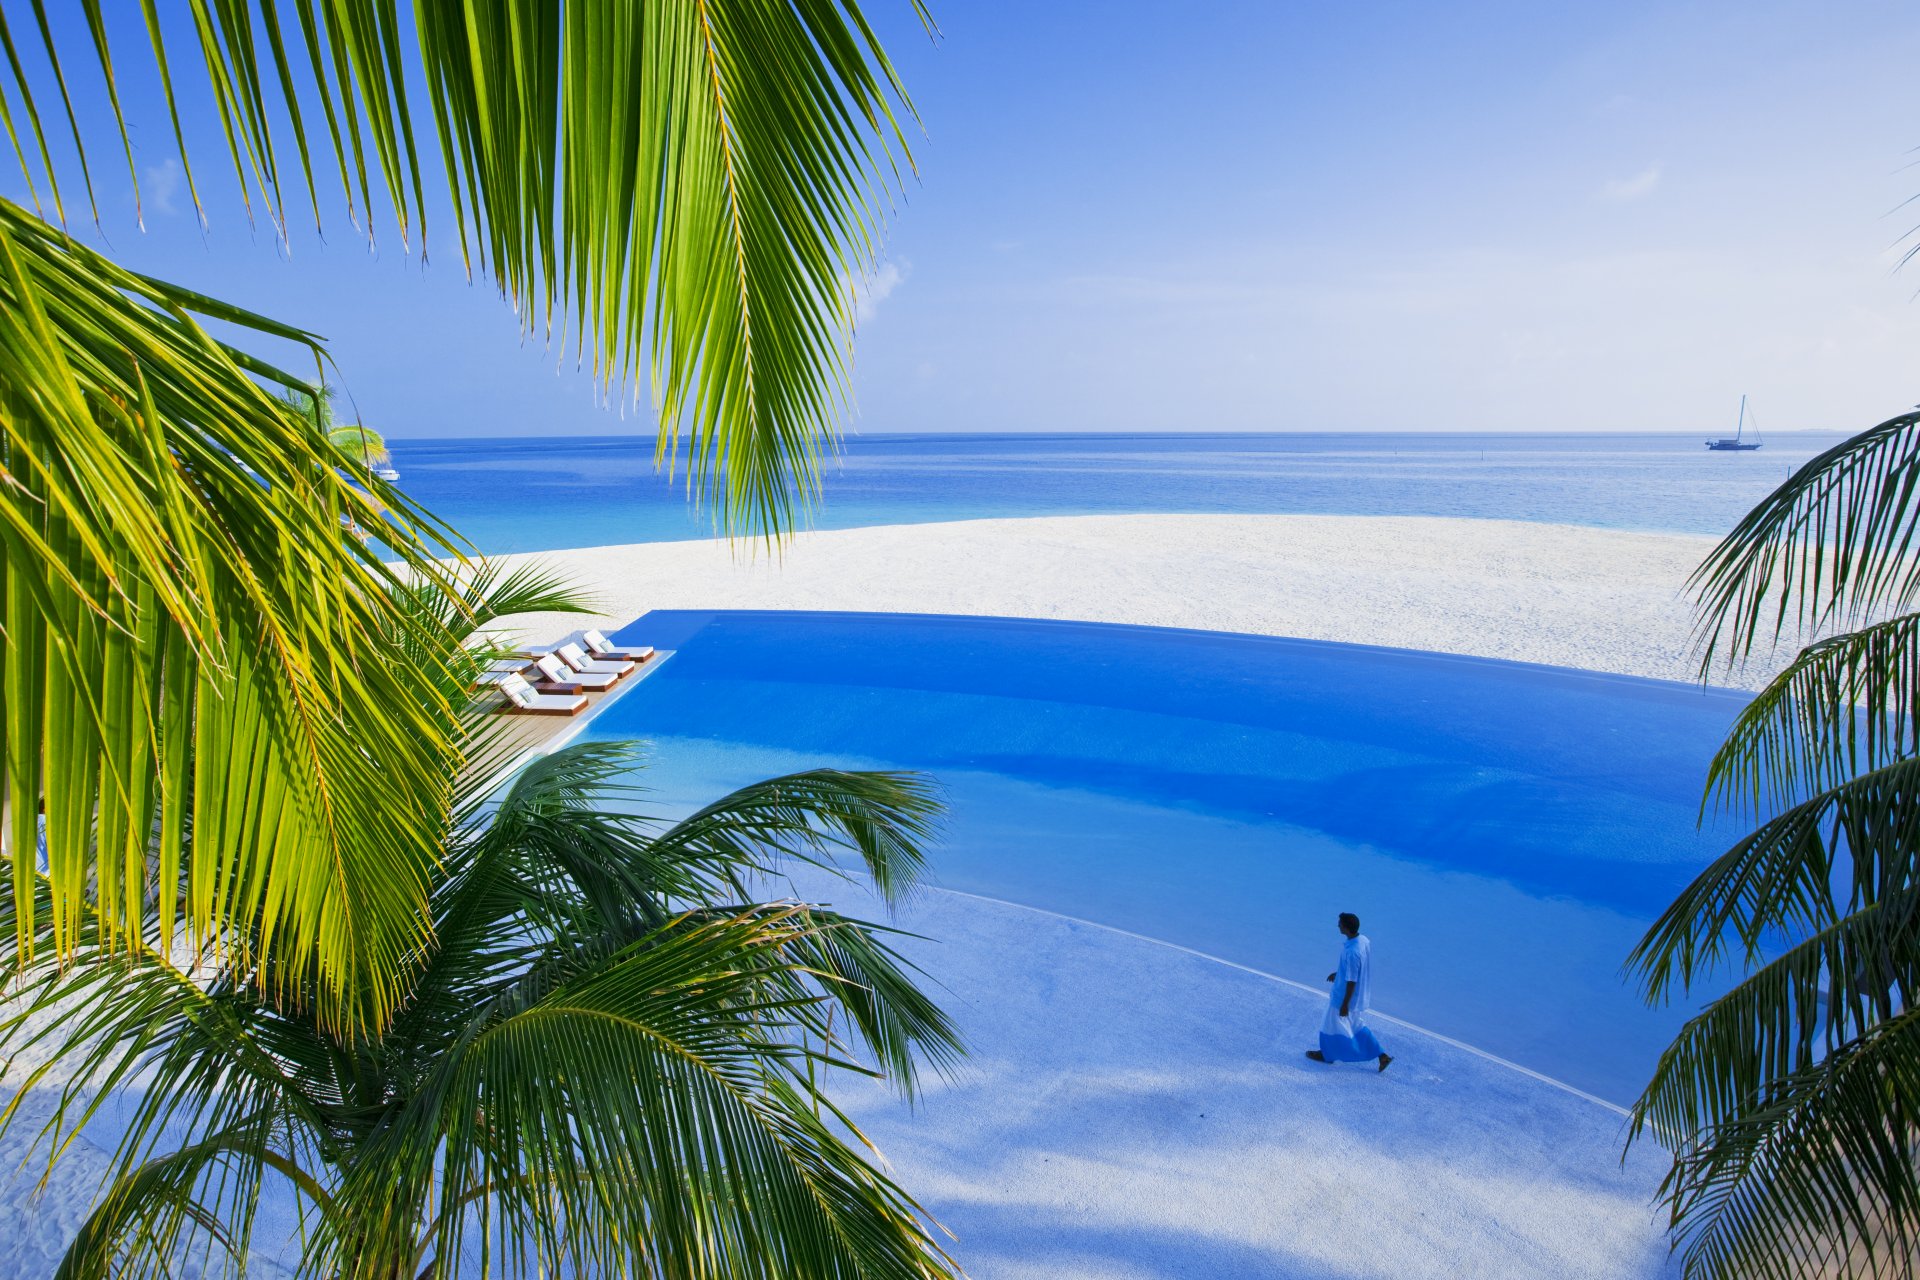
1305;1050;1327;1063
1378;1054;1394;1073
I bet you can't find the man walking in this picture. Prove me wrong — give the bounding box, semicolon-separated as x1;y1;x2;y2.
1306;912;1392;1072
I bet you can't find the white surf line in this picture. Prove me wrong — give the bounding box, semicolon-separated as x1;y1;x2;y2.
932;885;1634;1120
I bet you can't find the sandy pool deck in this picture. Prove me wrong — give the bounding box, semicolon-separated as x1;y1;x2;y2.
2;513;1731;1276
807;877;1678;1280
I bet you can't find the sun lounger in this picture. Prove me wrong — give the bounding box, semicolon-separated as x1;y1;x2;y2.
497;673;586;716
583;629;654;663
555;641;632;679
474;658;537;688
533;653;620;692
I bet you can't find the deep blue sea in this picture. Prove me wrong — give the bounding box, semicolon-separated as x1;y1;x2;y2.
387;430;1849;552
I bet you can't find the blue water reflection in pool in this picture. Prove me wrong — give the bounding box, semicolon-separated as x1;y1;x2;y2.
585;610;1751;1106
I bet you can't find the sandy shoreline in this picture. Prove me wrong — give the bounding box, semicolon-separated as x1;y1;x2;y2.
489;513;1779;690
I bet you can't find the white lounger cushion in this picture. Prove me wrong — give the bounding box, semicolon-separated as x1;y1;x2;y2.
584;629;653;660
534;653;619;690
497;673;585;714
557;641;631;676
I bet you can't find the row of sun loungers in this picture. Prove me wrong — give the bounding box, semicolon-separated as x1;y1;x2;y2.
488;630;656;716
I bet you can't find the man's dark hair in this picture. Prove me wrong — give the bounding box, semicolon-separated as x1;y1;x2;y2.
1338;912;1360;936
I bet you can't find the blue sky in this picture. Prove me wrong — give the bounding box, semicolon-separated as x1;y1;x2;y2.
11;1;1920;437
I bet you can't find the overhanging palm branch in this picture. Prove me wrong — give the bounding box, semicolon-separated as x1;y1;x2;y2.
0;0;930;1027
3;0;926;538
326;423;388;468
1646;1008;1920;1280
389;559;592;656
283;385;336;433
1691;409;1920;674
1633;883;1920;1151
1703;611;1920;820
1;728;962;1279
1633;757;1920;1000
0;198;475;1032
1635;407;1920;1278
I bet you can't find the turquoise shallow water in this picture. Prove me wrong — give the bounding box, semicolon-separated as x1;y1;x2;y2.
587;610;1753;1107
389;429;1847;552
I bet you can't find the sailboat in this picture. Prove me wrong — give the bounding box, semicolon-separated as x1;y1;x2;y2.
1706;395;1762;451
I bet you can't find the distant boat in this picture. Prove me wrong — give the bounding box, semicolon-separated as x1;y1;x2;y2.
373;466;401;481
1706;396;1762;451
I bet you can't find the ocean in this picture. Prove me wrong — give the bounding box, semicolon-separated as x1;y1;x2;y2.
385;430;1851;554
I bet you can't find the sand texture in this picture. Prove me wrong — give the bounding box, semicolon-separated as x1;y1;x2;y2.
490;514;1784;689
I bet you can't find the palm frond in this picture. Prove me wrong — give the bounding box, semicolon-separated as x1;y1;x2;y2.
700;901;965;1096
1;921;349;1280
345;908;956;1280
0;197;474;1031
5;734;961;1276
7;0;927;538
1651;1006;1920;1280
324;423;387;466
1691;410;1920;675
1630;756;1920;1003
1631;885;1920;1152
430;748;959;1080
395;558;595;654
1652;407;1920;1280
647;768;945;907
53;1115;280;1280
1704;611;1920;820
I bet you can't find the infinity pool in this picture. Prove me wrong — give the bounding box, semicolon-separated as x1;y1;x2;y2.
585;610;1750;1106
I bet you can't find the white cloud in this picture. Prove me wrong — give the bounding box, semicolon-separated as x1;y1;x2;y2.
854;260;906;323
142;158;183;217
1600;164;1661;203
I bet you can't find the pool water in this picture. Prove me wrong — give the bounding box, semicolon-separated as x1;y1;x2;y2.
585;610;1751;1106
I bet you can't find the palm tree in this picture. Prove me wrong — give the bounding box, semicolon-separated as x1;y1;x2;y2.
0;2;922;1030
328;424;391;471
1627;410;1920;1278
284;384;339;434
283;384;390;470
2;563;964;1279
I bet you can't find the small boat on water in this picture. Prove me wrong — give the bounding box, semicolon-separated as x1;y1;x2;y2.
374;466;401;481
1706;395;1762;451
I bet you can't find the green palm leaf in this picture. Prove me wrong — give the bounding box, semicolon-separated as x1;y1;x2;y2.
357;910;955;1280
4;680;962;1277
325;423;388;468
53;1122;265;1280
1637;406;1920;1277
1691;409;1920;675
1703;611;1920;820
647;768;946;906
6;0;924;538
1630;756;1920;1003
0;0;931;1025
1650;1008;1920;1280
1632;885;1920;1152
0;198;473;1031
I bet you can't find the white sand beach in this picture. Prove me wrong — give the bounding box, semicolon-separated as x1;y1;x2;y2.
2;513;1736;1277
494;513;1780;690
